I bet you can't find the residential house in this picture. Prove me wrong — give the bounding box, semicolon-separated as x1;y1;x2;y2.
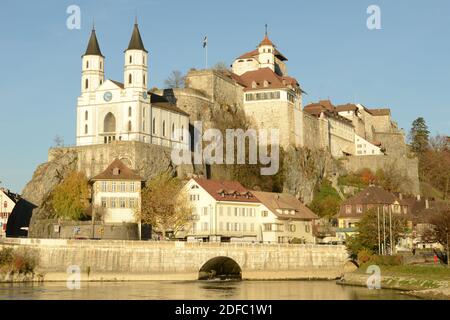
90;159;144;224
182;178;317;243
0;188;20;237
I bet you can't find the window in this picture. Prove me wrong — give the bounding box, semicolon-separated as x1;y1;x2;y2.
227;207;231;216
120;182;126;192
263;224;272;231
142;121;145;132
143;108;146;117
172;123;175;139
86;61;89;69
129;55;132;63
85;111;88;121
128;74;132;84
143;75;146;85
130;182;135;192
120;198;126;208
85;79;89;89
100;61;102;69
162;121;166;137
243;223;247;232
101;198;107;208
219;222;223;231
234;208;238;216
305;225;310;233
143;56;145;64
101;181;107;192
111;182;116;192
129;198;136;208
203;207;208;215
261;210;269;217
111;198;117;208
84;124;88;134
181;126;184;141
219;206;223;216
250;223;254;232
226;223;230;232
128;107;132;117
356;205;363;213
152;118;156;134
192;222;197;233
202;222;208;231
235;223;239;231
289;224;296;232
128;121;132;132
345;205;352;214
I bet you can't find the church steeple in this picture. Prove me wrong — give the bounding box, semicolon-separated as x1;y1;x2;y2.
126;22;147;53
84;28;104;57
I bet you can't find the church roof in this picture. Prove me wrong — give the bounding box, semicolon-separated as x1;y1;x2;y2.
126;23;147;53
149;93;190;116
91;159;144;181
259;34;275;47
83;29;104;57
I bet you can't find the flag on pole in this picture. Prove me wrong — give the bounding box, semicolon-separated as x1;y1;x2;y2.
202;36;208;48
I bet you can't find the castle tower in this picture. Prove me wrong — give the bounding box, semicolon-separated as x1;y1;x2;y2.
257;30;275;71
81;28;105;93
124;21;148;91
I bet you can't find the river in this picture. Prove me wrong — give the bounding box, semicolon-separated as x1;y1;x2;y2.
0;280;418;300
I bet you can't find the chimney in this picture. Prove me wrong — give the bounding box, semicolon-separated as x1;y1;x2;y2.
425;199;429;209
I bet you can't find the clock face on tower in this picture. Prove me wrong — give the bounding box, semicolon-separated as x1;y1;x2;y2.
103;91;112;102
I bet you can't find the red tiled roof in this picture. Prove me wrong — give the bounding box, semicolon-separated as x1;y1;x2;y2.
236;48;287;62
252;191;318;220
336;103;358;112
259;35;274;47
304;100;353;124
236;67;299;91
91;159;144;181
193;178;259;203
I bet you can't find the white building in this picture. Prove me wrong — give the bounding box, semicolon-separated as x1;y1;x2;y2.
182;178;317;243
76;23;189;149
354;134;382;156
0;188;20;237
90;159;144;224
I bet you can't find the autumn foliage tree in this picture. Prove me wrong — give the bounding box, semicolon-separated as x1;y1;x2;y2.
51;171;90;220
138;172;192;239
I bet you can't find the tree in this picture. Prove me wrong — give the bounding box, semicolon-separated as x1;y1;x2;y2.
138;172;192;239
374;162;410;193
213;62;230;72
308;180;342;218
53;135;64;148
346;208;407;259
422;206;450;266
51;171;90;220
409;117;430;155
164;70;185;89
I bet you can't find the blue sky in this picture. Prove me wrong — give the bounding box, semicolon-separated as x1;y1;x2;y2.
0;0;449;193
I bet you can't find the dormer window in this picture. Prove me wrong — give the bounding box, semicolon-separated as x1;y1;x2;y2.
113;168;120;176
251;81;257;89
263;80;269;88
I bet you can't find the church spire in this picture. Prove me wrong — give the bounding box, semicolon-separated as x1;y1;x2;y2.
84;27;104;57
126;21;147;53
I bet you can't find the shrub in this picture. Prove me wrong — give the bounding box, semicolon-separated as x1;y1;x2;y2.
0;247;14;266
0;247;39;274
357;249;373;265
369;254;403;266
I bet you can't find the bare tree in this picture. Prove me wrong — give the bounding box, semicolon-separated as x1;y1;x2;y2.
422;206;450;266
164;70;185;89
213;62;230;72
53;135;64;148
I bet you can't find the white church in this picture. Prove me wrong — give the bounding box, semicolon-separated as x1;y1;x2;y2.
76;22;190;149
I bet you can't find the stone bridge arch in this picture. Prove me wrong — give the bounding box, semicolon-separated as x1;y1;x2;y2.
198;256;242;280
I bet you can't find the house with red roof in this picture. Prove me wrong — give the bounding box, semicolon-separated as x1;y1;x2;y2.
181;178;317;243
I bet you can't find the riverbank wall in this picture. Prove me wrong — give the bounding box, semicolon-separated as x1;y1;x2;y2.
0;238;348;281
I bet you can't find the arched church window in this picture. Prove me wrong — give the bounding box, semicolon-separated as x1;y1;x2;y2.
129;55;132;63
152;117;156;134
85;79;89;89
103;112;116;133
162;121;166;137
84;124;88;134
100;79;103;85
85;111;88;120
129;74;132;84
128;107;132;117
128;121;132;132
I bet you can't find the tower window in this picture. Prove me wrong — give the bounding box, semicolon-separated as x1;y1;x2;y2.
181;125;184;141
129;74;132;84
128;107;132;117
143;108;145;117
143;120;145;132
85;79;89;89
86;61;89;69
84;124;88;134
129;55;132;63
143;75;146;85
171;123;175;139
85;111;88;120
100;61;102;69
162;121;166;137
128;121;132;132
152;117;156;134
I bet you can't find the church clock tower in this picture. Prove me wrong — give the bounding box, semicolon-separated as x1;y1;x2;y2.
81;28;105;93
124;21;148;91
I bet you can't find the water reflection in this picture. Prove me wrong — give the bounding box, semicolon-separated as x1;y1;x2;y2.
0;280;418;300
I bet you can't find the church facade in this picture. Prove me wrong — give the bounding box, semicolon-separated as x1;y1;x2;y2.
76;23;190;150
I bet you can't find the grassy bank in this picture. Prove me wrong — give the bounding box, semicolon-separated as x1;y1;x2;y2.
339;264;450;299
